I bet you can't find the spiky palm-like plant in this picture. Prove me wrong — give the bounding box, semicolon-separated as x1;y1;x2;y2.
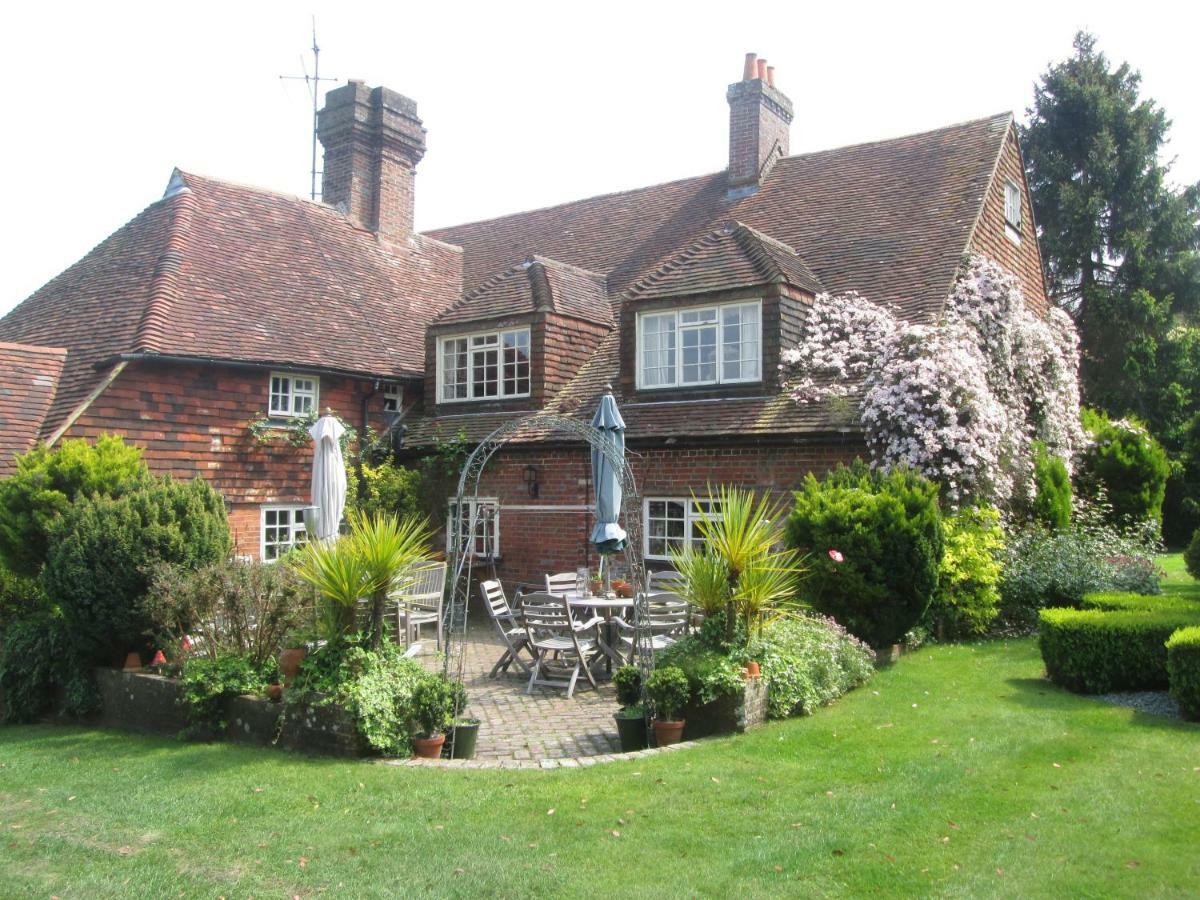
291;511;433;649
688;485;804;641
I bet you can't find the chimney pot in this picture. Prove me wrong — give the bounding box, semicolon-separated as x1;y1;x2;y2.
742;53;757;81
726;53;794;192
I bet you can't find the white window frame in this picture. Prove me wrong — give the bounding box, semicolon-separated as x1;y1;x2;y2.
382;383;403;413
447;497;501;559
260;505;308;562
1004;180;1023;244
268;372;319;418
643;496;723;560
436;326;532;404
635;300;762;390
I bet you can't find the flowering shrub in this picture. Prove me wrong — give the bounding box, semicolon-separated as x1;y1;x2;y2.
1000;501;1162;629
746;614;875;718
781;255;1083;509
783;292;896;404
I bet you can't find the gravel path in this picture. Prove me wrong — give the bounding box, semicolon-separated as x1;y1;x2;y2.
1095;690;1181;719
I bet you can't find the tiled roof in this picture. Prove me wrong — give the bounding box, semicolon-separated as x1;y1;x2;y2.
428;113;1012;318
0;170;464;436
413;113;1014;444
626;221;823;300
0;341;67;475
433;256;610;327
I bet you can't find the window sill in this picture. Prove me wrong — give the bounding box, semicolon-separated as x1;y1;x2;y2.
1004;224;1022;246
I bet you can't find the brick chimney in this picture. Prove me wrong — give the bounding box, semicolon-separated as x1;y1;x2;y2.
727;53;794;195
317;81;426;243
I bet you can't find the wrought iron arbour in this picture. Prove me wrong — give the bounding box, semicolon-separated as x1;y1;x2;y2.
441;414;653;706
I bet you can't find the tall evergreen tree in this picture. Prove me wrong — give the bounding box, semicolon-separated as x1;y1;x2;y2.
1023;31;1200;541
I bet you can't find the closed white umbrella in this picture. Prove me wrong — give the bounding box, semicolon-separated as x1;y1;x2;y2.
308;414;347;541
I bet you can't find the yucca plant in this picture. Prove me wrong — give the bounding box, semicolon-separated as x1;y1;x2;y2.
350;510;434;650
290;511;433;649
690;485;805;641
668;545;730;617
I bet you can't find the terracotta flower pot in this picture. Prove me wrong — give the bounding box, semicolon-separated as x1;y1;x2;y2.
123;651;142;671
653;718;686;747
412;734;446;759
745;660;761;678
267;683;284;703
278;647;307;684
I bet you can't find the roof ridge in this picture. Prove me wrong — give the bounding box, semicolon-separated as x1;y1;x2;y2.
134;188;197;353
779;111;1013;164
423;170;725;237
177;169;332;209
528;254;608;284
729;222;788;284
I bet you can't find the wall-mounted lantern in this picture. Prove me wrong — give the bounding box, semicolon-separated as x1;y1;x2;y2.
524;464;540;499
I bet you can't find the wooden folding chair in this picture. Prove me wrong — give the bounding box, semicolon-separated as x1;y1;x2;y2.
520;592;603;698
480;579;535;677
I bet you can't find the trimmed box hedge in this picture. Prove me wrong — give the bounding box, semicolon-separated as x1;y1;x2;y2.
1038;605;1200;693
1165;626;1200;721
1079;592;1200;614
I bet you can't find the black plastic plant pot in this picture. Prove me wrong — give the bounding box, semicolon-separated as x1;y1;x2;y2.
614;712;648;752
448;719;480;759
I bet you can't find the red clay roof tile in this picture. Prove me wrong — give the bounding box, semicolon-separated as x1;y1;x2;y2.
0;341;67;475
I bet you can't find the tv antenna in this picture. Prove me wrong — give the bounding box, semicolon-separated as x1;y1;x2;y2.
280;19;339;201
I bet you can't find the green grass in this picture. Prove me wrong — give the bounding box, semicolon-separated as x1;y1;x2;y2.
1157;551;1195;598
2;639;1198;898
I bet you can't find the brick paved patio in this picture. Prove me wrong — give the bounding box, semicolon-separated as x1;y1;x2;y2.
414;625;621;762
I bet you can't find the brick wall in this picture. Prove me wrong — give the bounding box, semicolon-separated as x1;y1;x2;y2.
727;79;794;189
317;82;426;243
444;439;863;590
62;359;415;559
968;123;1049;314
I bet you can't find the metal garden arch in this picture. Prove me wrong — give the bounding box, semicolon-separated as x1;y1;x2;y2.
440;413;656;696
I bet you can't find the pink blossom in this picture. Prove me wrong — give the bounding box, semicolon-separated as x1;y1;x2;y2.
828;549;844;563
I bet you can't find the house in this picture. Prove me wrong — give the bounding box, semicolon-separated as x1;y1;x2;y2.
0;54;1048;577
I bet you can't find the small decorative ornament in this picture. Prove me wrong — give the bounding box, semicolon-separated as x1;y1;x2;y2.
181;636;193;652
150;650;167;668
828;549;844;563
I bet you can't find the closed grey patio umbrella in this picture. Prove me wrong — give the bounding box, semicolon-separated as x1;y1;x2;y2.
590;385;628;555
308;414;347;541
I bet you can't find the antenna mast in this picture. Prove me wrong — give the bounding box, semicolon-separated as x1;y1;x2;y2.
280;19;339;200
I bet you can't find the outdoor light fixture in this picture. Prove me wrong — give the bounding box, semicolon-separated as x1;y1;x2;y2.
524;464;540;499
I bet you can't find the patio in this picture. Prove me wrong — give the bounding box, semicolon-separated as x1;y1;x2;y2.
412;624;622;763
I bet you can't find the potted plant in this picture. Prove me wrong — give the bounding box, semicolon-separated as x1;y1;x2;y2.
611;579;634;599
645;665;690;747
612;665;647;752
442;680;478;759
447;717;481;759
278;628;313;686
410;674;457;759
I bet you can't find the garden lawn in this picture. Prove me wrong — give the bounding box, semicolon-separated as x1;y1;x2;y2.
2;639;1197;898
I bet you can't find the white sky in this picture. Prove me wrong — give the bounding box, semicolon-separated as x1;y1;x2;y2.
2;0;1197;317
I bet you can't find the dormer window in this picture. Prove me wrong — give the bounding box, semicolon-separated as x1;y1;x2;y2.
1004;180;1022;244
636;300;761;389
268;373;318;417
437;326;531;402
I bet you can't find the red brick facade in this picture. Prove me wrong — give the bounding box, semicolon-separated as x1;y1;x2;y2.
444;439;864;590
59;359;415;559
967;123;1049;314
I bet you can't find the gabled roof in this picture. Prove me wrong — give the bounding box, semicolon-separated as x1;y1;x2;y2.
626;221;823;301
427;113;1013;321
0;341;67;475
0;170;464;436
414;112;1015;444
433;255;610;328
